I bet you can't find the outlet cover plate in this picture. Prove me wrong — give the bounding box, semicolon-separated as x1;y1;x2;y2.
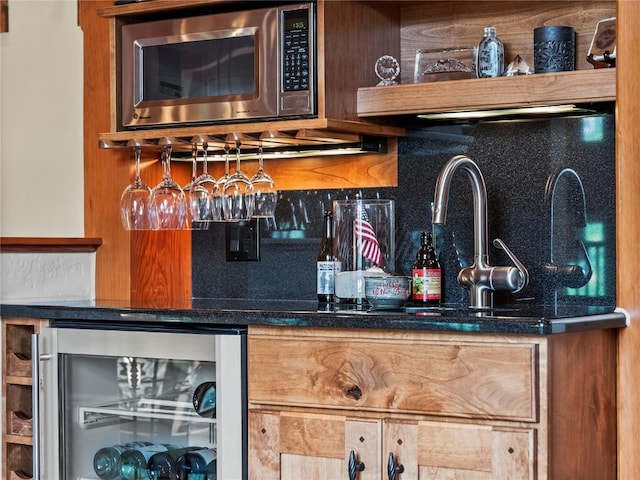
225;219;260;261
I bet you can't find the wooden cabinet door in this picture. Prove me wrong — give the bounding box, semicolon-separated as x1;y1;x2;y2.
384;419;535;480
250;410;381;480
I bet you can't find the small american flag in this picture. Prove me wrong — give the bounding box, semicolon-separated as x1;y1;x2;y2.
355;208;382;266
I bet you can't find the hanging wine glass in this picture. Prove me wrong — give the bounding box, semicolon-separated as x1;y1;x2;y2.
183;144;212;230
119;145;152;230
222;140;255;221
149;144;187;230
196;141;221;222
218;143;232;221
250;145;277;218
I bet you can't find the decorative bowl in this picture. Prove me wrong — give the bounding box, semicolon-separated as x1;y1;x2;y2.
364;276;411;309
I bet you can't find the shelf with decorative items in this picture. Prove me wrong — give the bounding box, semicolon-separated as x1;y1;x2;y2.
358;68;615;119
357;0;616;121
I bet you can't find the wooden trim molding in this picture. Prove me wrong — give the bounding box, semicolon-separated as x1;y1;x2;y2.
0;237;103;253
0;0;7;33
616;1;640;478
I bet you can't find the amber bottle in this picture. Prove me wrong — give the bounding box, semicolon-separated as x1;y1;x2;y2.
411;231;442;305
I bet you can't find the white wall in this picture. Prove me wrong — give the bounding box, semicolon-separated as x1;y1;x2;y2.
1;6;86;472
0;0;84;237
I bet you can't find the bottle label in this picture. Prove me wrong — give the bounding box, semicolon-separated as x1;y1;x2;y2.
317;261;341;295
412;268;441;301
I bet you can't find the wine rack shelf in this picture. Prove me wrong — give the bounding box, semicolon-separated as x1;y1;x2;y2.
2;318;48;480
79;398;217;427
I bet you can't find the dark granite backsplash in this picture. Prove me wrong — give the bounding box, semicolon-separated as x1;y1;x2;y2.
193;113;616;308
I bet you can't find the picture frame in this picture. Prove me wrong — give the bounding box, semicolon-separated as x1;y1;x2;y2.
587;17;616;67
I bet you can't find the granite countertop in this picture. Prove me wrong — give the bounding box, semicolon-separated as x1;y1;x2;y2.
0;298;629;335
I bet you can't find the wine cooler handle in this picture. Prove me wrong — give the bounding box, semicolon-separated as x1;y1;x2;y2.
32;333;41;480
348;450;365;480
387;452;405;480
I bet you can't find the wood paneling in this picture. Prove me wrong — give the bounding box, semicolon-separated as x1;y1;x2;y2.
321;1;400;121
80;0;132;300
616;1;640;479
549;329;617;479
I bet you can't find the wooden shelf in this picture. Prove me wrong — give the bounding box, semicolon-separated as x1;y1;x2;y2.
357;68;616;118
97;0;234;18
1;237;102;253
98;118;405;151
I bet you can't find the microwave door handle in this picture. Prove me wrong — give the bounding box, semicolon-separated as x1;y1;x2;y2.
32;333;51;480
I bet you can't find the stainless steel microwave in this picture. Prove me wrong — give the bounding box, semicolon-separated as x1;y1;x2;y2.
118;3;315;129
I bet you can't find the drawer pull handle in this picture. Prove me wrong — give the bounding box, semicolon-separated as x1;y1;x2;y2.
348;450;365;480
387;452;405;480
346;385;362;400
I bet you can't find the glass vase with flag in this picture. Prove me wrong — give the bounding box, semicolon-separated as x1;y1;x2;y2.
333;198;395;302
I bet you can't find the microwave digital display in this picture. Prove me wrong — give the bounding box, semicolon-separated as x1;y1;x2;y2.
138;35;256;103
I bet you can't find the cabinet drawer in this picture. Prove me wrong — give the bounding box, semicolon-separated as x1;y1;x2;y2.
249;329;538;422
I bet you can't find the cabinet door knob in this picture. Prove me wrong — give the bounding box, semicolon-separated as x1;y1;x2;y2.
387;452;405;480
348;450;365;480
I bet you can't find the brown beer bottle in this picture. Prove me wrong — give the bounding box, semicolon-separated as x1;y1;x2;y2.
411;231;441;305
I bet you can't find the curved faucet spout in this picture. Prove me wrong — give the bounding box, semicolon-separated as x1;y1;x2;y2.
432;155;489;269
543;167;593;290
432;155;528;309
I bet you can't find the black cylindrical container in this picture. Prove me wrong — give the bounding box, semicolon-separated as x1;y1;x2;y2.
534;26;576;73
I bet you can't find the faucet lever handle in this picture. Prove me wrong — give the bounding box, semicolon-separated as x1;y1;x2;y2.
493;238;529;292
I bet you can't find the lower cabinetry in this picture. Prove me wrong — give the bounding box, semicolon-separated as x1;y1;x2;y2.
247;326;617;479
250;411;535;479
2;317;48;480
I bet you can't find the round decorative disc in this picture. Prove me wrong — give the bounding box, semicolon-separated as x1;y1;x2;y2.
375;55;400;85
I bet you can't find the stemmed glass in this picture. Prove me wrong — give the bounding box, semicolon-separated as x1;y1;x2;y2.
183;144;212;230
222;141;255;221
196;141;222;222
218;144;232;221
250;145;277;218
120;145;152;230
149;144;187;230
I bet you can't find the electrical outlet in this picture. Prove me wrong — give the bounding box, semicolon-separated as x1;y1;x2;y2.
225;219;260;261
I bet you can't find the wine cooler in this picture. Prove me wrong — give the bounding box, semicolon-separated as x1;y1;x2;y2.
32;324;247;480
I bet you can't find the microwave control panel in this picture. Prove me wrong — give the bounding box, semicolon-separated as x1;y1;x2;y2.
282;6;311;92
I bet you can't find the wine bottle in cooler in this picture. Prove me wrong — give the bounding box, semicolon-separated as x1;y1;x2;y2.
147;446;203;480
192;381;216;418
93;442;152;480
317;210;341;303
119;444;183;480
175;448;217;480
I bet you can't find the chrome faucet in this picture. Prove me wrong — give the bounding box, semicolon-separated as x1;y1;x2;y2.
543;167;593;296
432;155;529;309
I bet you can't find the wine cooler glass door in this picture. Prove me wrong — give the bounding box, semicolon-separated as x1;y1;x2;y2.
36;327;246;480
